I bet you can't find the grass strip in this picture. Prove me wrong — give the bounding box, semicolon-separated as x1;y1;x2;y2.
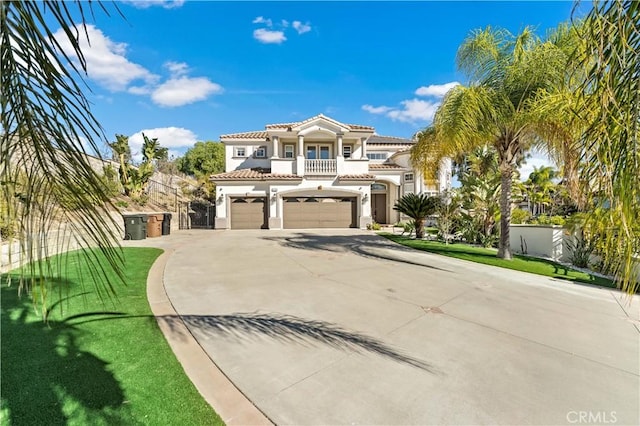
1;247;223;425
381;233;615;288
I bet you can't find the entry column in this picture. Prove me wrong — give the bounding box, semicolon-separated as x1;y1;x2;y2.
296;135;305;176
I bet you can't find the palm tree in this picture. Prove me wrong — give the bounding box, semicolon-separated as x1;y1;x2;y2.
524;166;557;216
393;193;439;239
1;1;124;314
412;26;571;259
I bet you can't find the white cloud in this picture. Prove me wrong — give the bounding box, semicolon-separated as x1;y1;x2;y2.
54;24;158;91
251;17;310;43
363;99;439;123
415;82;460;98
120;0;185;9
54;24;222;107
253;28;287;44
151;76;223;107
362;105;393;114
127;85;153;95
363;81;461;124
387;99;440;123
164;61;189;76
129;127;197;161
292;21;312;34
252;16;273;27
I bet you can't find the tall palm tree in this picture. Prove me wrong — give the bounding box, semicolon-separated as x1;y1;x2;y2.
393;193;439;239
1;1;124;315
412;26;571;259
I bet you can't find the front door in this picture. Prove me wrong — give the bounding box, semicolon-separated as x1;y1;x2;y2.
372;194;387;224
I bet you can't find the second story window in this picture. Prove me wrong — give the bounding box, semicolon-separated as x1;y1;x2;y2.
234;147;246;157
367;152;387;160
254;146;266;158
343;145;352;159
284;144;295;159
404;172;414;182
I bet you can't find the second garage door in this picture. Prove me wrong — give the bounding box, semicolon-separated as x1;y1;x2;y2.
283;197;356;229
230;197;267;229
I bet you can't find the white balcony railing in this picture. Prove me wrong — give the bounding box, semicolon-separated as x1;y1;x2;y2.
305;159;336;175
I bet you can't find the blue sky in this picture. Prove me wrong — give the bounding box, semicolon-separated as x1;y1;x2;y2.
57;0;585;177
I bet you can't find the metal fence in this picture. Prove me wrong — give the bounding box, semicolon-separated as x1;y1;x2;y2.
179;201;215;229
146;179;178;212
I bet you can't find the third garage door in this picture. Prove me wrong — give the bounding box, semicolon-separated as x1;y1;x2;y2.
283;197;356;229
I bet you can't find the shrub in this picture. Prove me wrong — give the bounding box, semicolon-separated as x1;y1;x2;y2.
366;221;382;231
567;236;593;268
531;215;566;226
511;208;531;224
101;164;122;198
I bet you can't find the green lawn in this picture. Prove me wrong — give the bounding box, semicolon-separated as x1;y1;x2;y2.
381;233;615;288
1;248;223;425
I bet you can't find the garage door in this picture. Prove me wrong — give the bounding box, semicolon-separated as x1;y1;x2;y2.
230;197;267;229
283;197;356;229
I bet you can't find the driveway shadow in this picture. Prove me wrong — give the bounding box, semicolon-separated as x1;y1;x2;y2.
262;232;453;273
161;312;437;373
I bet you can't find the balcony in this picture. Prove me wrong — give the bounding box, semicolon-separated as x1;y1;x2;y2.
305;159;336;175
271;157;370;177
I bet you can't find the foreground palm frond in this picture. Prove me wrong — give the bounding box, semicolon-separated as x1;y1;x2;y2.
1;1;124;316
575;0;640;294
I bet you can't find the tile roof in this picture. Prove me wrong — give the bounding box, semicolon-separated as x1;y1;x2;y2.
338;174;377;181
393;146;413;154
265;121;299;129
367;135;415;145
368;163;407;170
210;168;301;181
265;114;374;131
220;131;268;139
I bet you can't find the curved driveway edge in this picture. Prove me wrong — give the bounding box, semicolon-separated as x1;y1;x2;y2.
130;230;640;425
139;234;272;426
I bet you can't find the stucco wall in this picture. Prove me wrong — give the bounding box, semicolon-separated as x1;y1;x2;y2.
215;179;372;229
509;225;565;261
1;212;124;273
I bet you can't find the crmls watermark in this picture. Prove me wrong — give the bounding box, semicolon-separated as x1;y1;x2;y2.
566;411;617;424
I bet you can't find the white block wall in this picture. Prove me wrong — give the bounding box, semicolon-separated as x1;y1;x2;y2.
509;225;565;261
1;212;124;273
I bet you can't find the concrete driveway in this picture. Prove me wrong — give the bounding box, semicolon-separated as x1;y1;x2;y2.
150;229;638;425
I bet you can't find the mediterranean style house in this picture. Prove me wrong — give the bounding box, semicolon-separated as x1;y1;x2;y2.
210;114;451;229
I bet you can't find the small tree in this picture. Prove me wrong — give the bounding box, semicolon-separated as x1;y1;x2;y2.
393;193;439;239
436;194;460;244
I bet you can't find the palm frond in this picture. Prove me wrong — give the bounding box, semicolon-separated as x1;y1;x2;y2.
1;1;125;317
575;0;640;294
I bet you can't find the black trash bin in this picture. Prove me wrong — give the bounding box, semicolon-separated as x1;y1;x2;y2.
162;213;172;235
123;214;148;240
